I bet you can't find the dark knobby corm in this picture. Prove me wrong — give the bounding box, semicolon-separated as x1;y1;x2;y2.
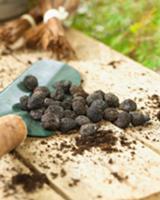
27;93;45;110
23;75;38;91
20;95;29;110
114;112;131;129
75;115;91;126
41;112;60;131
60;118;77;133
91;99;108;110
72;96;86;104
34;86;50;98
80;123;99;137
86;91;104;105
86;98;106;123
72;101;86;115
19;76;151;134
45;105;64;119
104;108;119;122
94;90;105;98
130;111;150;126
30;108;45;121
87;105;103;123
104;93;119;108
54;80;72;94
44;98;61;107
70;85;88;98
120;99;137;112
64;110;77;119
51;87;65;101
61;97;72;110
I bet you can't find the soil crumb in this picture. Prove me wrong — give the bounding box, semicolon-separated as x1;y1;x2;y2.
111;172;128;182
10;172;48;193
73;129;118;155
68;178;80;187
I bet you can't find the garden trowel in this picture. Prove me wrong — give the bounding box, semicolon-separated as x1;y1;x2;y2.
0;59;81;156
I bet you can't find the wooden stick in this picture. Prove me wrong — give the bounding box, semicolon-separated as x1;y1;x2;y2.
0;115;27;157
0;6;42;44
24;0;77;60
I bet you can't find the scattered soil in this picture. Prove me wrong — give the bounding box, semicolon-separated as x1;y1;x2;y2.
111;172;128;182
50;172;58;179
9;172;48;193
68;178;80;187
147;94;160;109
73;130;118;155
108;158;114;164
108;60;123;69
60;168;67;177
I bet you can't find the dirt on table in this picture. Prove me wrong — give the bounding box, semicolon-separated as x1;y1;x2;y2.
73;129;118;155
9;172;48;193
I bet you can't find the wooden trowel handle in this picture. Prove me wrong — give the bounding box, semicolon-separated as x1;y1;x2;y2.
0;115;27;157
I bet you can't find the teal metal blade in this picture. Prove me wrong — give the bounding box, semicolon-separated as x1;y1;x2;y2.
0;60;81;137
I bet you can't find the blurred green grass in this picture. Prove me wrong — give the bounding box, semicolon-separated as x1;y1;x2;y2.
71;0;160;70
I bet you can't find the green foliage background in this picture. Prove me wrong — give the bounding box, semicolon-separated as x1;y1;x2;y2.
30;0;160;69
71;0;160;70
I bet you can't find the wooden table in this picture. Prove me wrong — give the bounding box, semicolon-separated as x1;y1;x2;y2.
0;30;160;200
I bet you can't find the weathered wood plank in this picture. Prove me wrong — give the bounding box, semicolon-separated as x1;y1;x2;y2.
16;123;160;200
0;154;64;200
